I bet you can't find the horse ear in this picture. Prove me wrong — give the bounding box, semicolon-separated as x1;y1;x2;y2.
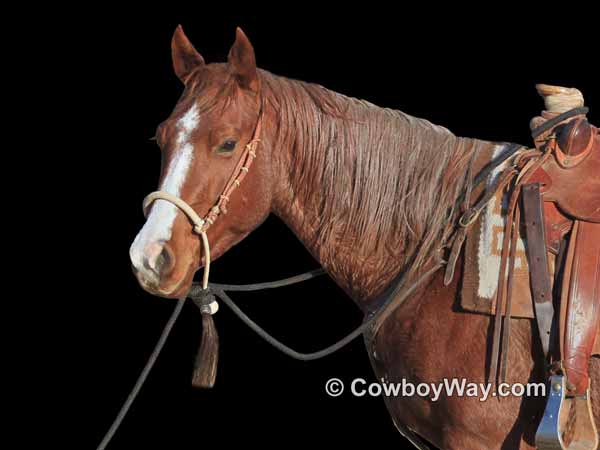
228;27;258;93
171;25;205;83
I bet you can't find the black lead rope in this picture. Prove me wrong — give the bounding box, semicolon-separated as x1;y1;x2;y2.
96;269;322;450
96;298;186;450
193;265;441;361
96;265;443;449
191;268;325;293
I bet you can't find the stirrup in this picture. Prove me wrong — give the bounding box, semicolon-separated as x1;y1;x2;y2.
536;375;598;450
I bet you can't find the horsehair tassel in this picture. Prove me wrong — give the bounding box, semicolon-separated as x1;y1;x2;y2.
191;231;219;389
192;311;219;389
191;290;219;388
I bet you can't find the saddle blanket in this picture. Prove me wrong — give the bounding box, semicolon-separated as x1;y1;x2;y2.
460;145;546;318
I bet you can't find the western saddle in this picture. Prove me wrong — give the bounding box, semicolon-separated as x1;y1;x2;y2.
445;84;598;449
484;84;599;450
524;85;599;450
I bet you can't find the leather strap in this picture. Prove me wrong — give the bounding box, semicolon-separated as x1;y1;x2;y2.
522;183;554;357
488;154;546;385
500;207;520;382
444;167;518;286
488;180;520;385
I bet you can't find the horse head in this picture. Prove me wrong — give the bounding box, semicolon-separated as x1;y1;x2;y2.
130;26;273;298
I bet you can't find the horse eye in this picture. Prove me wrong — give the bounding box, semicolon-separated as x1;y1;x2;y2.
217;140;237;153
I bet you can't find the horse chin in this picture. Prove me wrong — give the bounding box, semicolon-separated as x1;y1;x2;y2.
154;281;191;299
133;265;195;299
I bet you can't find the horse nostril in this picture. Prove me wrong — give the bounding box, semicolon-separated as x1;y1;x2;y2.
142;242;176;277
157;244;175;276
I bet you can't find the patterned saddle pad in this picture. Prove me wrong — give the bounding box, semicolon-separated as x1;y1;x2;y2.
460;145;548;319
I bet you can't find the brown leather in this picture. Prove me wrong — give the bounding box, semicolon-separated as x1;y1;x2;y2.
529;125;600;222
461;114;600;398
543;202;573;255
522;183;554;357
556;118;595;159
562;221;600;396
489;156;546;385
500;207;520;382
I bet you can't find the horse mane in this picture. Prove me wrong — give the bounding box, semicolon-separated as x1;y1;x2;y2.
260;69;488;275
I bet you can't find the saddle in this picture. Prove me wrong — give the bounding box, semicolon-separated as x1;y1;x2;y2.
450;84;599;450
520;85;599;450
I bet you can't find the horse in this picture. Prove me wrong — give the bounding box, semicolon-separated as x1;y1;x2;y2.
129;26;599;449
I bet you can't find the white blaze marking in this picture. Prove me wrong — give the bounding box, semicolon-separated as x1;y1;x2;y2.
130;104;199;274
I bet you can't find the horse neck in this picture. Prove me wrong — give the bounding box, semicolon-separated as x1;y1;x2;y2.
261;72;491;309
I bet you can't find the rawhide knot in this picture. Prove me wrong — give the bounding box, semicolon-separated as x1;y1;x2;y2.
192;288;219;315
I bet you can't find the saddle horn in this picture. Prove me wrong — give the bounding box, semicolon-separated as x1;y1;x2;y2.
530;84;586;133
536;84;585;113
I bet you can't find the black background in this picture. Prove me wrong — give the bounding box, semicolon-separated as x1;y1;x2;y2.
57;7;598;450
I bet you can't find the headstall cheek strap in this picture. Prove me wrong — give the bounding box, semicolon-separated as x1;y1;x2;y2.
141;108;263;295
